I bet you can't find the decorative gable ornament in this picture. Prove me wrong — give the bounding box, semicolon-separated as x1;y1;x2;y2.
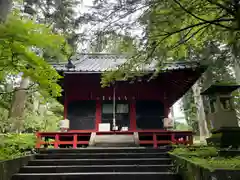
65;60;75;69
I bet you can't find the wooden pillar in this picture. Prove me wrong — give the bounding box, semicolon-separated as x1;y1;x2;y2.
163;101;169;118
63;74;68;119
153;133;157;148
164;107;169;118
73;134;77;148
54;134;59;148
95;98;101;131
130;98;137;131
35;132;41;148
63;98;68;119
163;92;169;118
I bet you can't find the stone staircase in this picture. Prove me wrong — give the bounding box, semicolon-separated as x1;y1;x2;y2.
12;148;182;180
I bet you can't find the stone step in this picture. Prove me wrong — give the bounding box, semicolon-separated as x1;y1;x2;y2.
19;164;174;173
38;147;170;154
35;152;169;159
93;135;135;144
28;158;172;166
90;134;138;147
12;172;181;180
93;143;137;147
12;147;179;180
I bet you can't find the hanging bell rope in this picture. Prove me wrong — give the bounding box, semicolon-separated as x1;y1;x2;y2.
112;85;116;130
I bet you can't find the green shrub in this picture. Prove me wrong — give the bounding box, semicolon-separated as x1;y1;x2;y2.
0;133;36;160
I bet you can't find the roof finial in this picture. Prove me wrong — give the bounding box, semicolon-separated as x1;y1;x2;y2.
65;60;75;69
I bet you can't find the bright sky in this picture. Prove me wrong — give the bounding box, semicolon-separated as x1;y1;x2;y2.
171;100;186;124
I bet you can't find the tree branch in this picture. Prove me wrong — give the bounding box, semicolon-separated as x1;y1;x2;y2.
171;24;210;49
102;4;150;32
173;0;235;30
153;18;235;39
0;83;37;95
206;0;235;16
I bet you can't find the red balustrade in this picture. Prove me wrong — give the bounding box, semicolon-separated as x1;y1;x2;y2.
36;130;194;149
137;130;194;147
35;131;93;149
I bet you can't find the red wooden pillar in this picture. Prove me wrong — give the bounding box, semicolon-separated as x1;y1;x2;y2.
171;133;176;144
95;99;101;131
130;99;137;131
163;97;170;130
64;98;68;119
54;134;59;148
163;101;169;118
153;133;158;148
63;74;68;119
163;92;169;118
35;132;41;148
73;134;77;148
164;108;169;118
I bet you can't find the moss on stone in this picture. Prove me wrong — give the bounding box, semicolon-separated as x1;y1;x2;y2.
170;146;240;170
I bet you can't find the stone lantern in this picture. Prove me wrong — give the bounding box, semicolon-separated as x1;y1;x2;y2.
201;84;240;148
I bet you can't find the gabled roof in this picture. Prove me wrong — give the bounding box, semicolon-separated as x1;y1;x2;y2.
52;53;204;72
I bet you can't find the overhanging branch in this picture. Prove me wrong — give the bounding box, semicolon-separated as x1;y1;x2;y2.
171;24;211;49
153;18;234;39
173;0;235;30
206;0;235;16
0;83;37;95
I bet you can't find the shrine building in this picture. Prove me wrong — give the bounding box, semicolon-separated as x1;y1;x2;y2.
36;53;207;148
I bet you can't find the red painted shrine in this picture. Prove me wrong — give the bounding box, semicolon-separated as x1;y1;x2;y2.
36;54;206;148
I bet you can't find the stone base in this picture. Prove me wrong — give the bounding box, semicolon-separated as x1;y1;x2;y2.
207;127;240;149
90;134;138;147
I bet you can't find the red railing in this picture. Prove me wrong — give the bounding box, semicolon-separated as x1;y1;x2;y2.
36;130;193;149
35;131;93;149
137;130;193;148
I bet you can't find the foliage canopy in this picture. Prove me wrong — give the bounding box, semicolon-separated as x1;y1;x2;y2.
83;0;240;85
0;13;71;97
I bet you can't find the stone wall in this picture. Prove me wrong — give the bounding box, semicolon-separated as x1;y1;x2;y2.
0;155;35;180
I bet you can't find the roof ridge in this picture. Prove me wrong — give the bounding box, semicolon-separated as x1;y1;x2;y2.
76;53;131;56
50;60;201;66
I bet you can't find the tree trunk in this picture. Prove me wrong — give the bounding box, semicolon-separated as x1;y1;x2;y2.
0;0;31;133
0;0;12;22
9;77;30;132
192;82;210;142
32;92;40;112
233;59;240;83
232;60;240;122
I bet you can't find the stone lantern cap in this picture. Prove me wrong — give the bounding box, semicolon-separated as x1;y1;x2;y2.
201;84;240;95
